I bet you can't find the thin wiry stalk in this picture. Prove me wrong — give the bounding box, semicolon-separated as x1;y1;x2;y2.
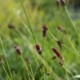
8;27;39;78
48;31;57;41
20;55;35;80
29;63;34;80
48;30;80;58
64;6;78;35
62;44;79;57
42;37;47;79
63;66;76;80
15;28;39;65
7;0;79;79
7;0;39;69
14;27;61;80
19;0;36;44
0;13;38;79
8;30;37;79
19;2;80;58
58;5;80;57
49;29;80;63
20;56;30;79
2;65;11;80
48;30;79;79
66;35;80;56
0;37;13;80
9;26;39;79
7;0;33;37
4;36;34;80
16;32;63;80
9;24;62;79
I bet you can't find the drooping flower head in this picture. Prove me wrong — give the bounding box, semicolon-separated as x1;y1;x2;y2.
36;43;42;55
42;25;48;37
14;45;22;55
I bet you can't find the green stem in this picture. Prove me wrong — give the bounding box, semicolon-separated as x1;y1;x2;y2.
20;55;35;80
2;65;11;80
63;66;76;80
15;28;38;65
64;6;78;35
0;37;13;80
19;0;36;44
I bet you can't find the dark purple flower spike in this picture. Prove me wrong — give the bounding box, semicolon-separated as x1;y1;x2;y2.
14;45;22;55
42;25;48;37
57;0;66;6
52;48;64;65
36;44;42;55
8;24;15;29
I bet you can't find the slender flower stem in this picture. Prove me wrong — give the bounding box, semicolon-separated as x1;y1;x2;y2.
2;65;11;80
0;37;13;80
66;35;80;56
29;64;34;80
20;55;35;80
15;28;38;65
48;31;80;58
58;5;80;57
55;5;80;57
63;66;76;80
14;28;62;80
19;0;36;44
64;6;78;35
6;33;36;80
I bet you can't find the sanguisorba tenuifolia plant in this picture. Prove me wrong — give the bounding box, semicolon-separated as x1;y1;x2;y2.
27;0;78;79
1;0;80;79
14;44;35;80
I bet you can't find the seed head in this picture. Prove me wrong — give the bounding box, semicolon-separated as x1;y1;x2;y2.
36;44;42;55
14;45;22;55
57;0;66;6
52;48;63;59
42;25;48;37
58;26;66;34
60;0;66;6
57;40;63;49
8;24;15;29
